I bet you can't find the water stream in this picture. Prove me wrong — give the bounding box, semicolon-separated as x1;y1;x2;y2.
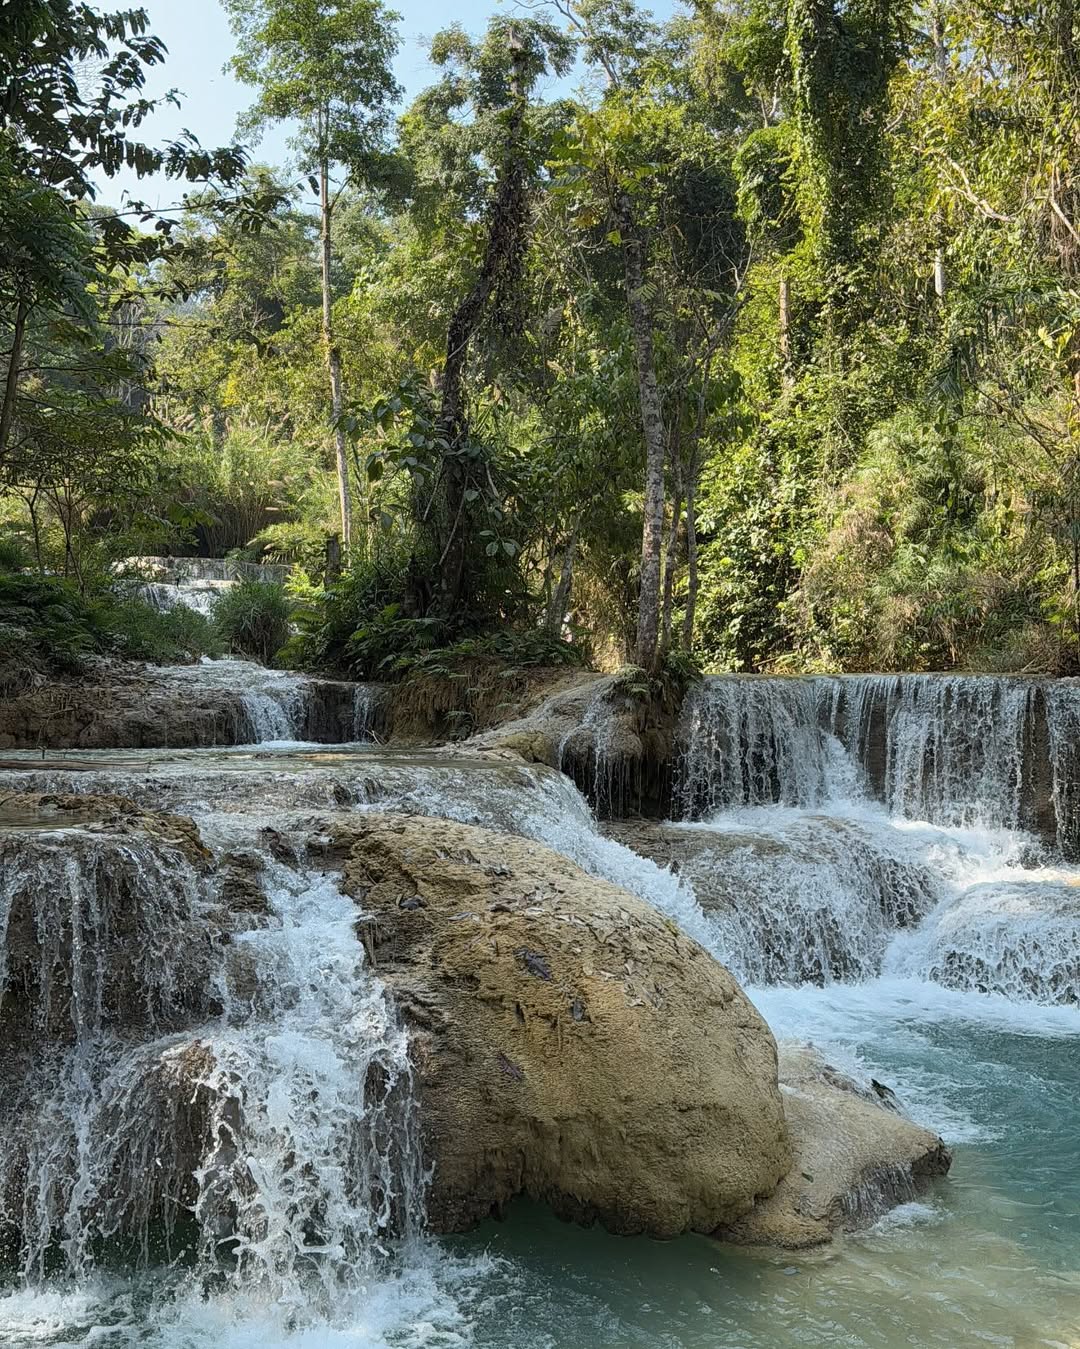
0;672;1078;1346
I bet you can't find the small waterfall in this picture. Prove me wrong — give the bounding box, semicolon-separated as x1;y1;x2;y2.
351;683;382;742
1044;680;1080;858
134;579;229;617
665;674;1080;1003
185;866;425;1298
0;821;214;1040
676;674;1072;839
887;875;1080;1005
669;813;946;987
0;811;425;1301
157;661;313;743
676;677;834;816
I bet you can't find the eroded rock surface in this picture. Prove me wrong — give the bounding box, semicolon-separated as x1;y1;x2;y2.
718;1044;951;1248
0;793;218;1044
469;674;678;815
333;811;791;1237
0;659;358;749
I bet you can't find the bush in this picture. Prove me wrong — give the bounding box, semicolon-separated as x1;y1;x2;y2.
0;536;30;573
0;574;221;693
96;596;222;665
213;579;291;664
280;551;412;675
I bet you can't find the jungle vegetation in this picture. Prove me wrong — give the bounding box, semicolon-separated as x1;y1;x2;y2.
4;0;1080;681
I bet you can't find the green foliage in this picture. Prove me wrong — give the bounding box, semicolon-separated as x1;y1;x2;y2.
159;427;323;557
95;595;223;665
8;0;1080;683
213;579;291;664
224;0;402;172
280;549;411;675
0;572;219;693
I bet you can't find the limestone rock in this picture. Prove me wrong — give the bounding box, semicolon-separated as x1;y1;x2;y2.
0;793;220;1043
334;811;791;1238
719;1044;951;1248
0;660;358;749
469;673;677;815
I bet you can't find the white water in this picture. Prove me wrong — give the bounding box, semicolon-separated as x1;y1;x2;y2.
0;804;429;1335
155;659;316;744
2;670;1080;1346
120;557;290;620
677;673;1079;844
134;579;228;617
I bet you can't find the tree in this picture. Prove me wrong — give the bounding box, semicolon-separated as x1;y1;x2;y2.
225;0;401;550
0;2;250;472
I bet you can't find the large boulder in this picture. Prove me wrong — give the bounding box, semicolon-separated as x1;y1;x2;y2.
718;1044;951;1248
334;812;791;1238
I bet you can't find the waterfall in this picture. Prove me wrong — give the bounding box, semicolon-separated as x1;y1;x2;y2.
156;661;314;743
1;663;1078;1346
0;808;424;1302
351;683;382;742
133;579;228;617
676;674;1074;839
663;674;1080;1003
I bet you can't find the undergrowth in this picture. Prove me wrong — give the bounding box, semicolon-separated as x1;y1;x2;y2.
212;579;291;664
0;567;220;694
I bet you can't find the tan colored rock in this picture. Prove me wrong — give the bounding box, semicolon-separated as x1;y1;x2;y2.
335;811;791;1238
719;1044;951;1248
469;674;677;814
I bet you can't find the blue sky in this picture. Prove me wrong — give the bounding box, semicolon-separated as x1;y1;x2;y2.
99;0;673;208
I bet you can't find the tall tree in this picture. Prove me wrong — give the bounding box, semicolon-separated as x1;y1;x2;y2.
553;0;673;672
225;0;401;551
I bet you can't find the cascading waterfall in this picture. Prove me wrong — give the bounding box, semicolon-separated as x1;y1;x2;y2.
134;579;227;617
0;807;425;1313
351;683;382;742
2;666;1080;1347
156;660;315;743
676;674;1072;836
668;674;1080;1003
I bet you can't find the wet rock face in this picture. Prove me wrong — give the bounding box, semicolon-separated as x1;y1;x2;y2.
603;818;942;987
718;1045;951;1249
0;660;361;749
0;794;219;1044
334;812;791;1239
469;674;679;818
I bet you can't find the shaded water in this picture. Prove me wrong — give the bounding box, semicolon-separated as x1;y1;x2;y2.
1;673;1080;1346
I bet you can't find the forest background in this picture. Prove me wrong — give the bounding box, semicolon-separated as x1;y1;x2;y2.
4;0;1080;690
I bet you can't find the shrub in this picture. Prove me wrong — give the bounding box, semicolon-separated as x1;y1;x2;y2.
96;596;222;665
213;580;291;664
280;551;412;675
0;574;221;693
0;536;29;573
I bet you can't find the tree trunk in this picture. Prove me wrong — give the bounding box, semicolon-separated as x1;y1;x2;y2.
660;443;684;652
616;190;666;673
778;272;794;387
546;526;579;637
932;10;948;301
320;144;352;550
424;31;528;617
0;299;28;466
682;459;700;649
